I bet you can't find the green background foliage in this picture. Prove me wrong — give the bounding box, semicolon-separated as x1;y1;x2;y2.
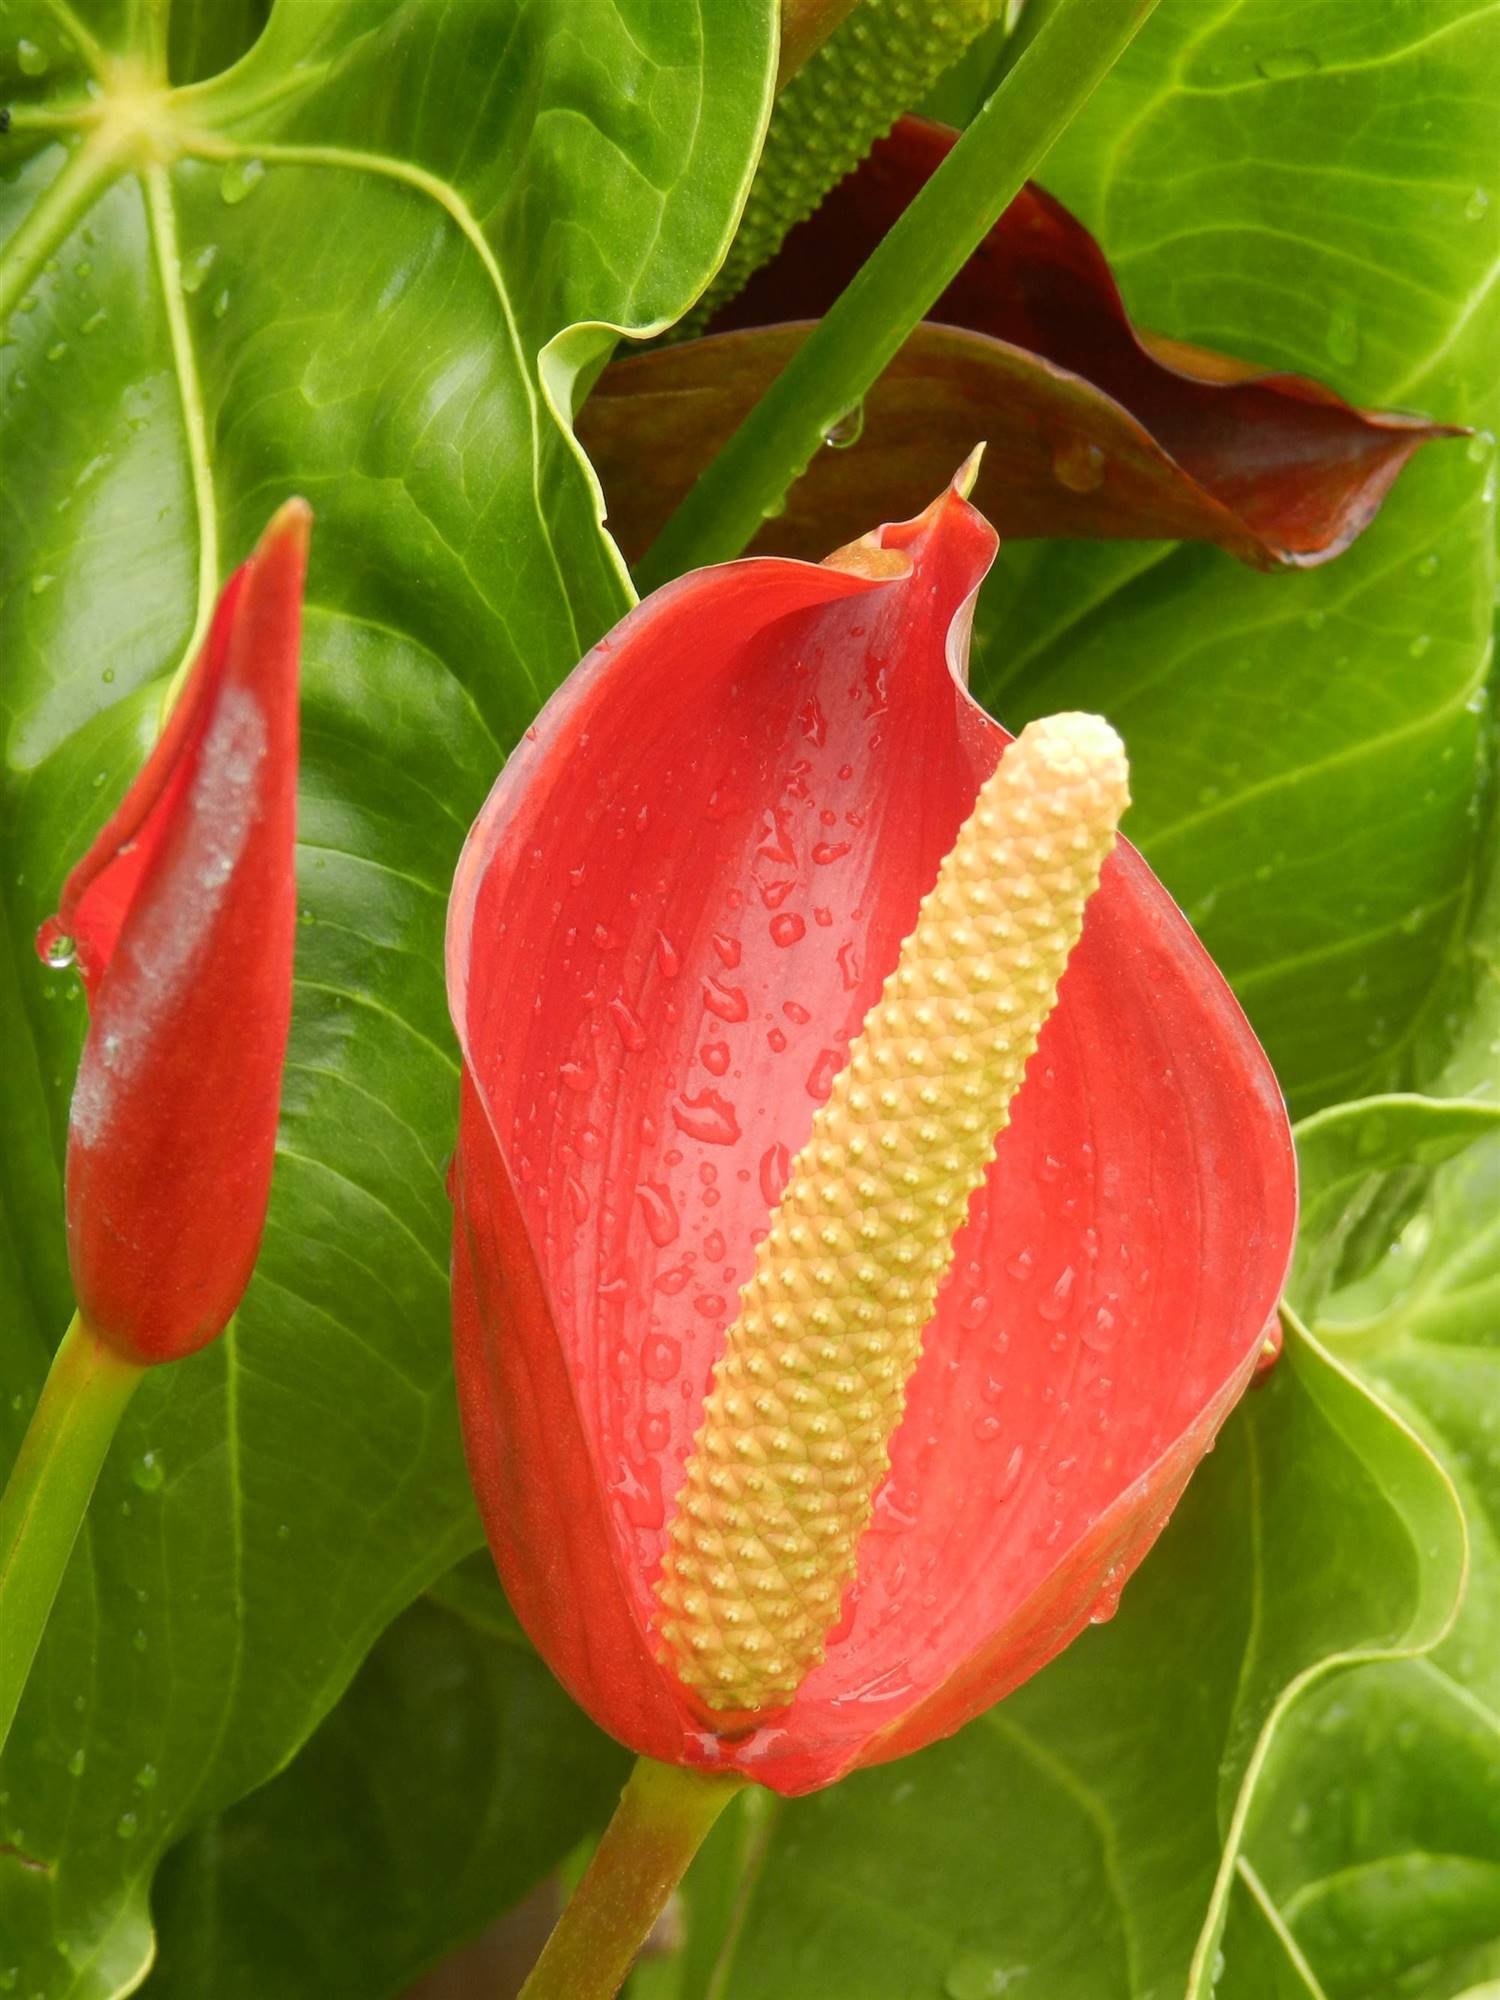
1;0;1496;1996
0;0;774;1991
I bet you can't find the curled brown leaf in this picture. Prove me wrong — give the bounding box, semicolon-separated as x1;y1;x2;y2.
580;117;1459;571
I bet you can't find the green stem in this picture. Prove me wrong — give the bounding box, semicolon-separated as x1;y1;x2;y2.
635;0;1158;591
0;1315;143;1755
519;1757;747;2000
0;132;122;325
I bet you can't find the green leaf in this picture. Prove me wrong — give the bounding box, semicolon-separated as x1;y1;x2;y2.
969;0;1498;1116
0;3;774;1993
686;1329;1461;2000
142;1562;629;2000
1288;1095;1500;1313
1246;884;1500;1998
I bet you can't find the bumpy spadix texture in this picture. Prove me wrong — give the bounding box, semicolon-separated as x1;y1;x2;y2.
657;715;1127;1711
689;0;1007;328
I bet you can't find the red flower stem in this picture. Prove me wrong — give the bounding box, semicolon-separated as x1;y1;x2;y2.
635;0;1159;591
519;1757;747;2000
0;1314;143;1754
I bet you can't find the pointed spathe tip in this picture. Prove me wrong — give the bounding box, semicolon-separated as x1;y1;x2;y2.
953;443;986;501
258;496;313;564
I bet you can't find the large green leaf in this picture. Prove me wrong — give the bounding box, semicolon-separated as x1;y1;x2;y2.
1244;868;1500;1997
0;3;775;1994
143;1560;629;2000
968;0;1498;1116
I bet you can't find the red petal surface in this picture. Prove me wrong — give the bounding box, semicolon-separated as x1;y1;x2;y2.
41;501;310;1364
449;480;1296;1794
578;118;1456;571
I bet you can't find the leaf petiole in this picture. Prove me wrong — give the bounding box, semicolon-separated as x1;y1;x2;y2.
0;1314;143;1755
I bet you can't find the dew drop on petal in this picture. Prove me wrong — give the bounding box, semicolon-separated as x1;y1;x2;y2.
636;1182;679;1247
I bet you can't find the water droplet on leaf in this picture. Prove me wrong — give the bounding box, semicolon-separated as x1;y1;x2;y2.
219;158;265;205
131;1452;164;1493
1051;437;1106;492
823;402;864;450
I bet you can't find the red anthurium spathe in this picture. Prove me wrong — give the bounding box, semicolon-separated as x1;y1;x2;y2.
37;501;311;1366
448;473;1295;1797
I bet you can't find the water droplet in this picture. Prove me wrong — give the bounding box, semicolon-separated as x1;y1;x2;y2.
607;995;647;1050
180;243;219;295
1326;308;1360;368
1467;430;1495;464
131;1451;164;1493
806;1047;842;1101
761;491;787;520
1408;632;1432;658
30;572;55;596
132;1629;148;1653
701;1040;730;1076
81;308;106;334
115;1812;139;1840
36;922;76;970
945;1950;1028;1997
1254;45;1320;79
212;288;231;320
614;1456;663;1529
655;931;680;977
66;1748;85;1777
1081;1304;1117;1353
972;1413;1001;1444
961;1292;990;1332
702;975;748;1023
134;1762;157;1791
1051;437;1106;493
671;1089;740;1145
758;1143;789;1208
1465;186;1490;222
17;38;49;75
770;912;805;948
994;1444;1025;1502
636;1181;679;1248
823;401;865;450
219;158;265;205
798;696;826;746
45;341;67;363
710;932;742;970
1037;1268;1075;1322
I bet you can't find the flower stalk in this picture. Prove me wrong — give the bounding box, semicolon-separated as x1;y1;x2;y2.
518;1758;745;2000
0;1317;143;1752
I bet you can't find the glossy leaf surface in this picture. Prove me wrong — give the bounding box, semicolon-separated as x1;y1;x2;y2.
1245;874;1500;2000
0;1;774;1991
142;1563;627;2000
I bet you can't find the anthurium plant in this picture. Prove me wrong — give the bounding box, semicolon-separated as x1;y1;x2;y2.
1;4;1496;2000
